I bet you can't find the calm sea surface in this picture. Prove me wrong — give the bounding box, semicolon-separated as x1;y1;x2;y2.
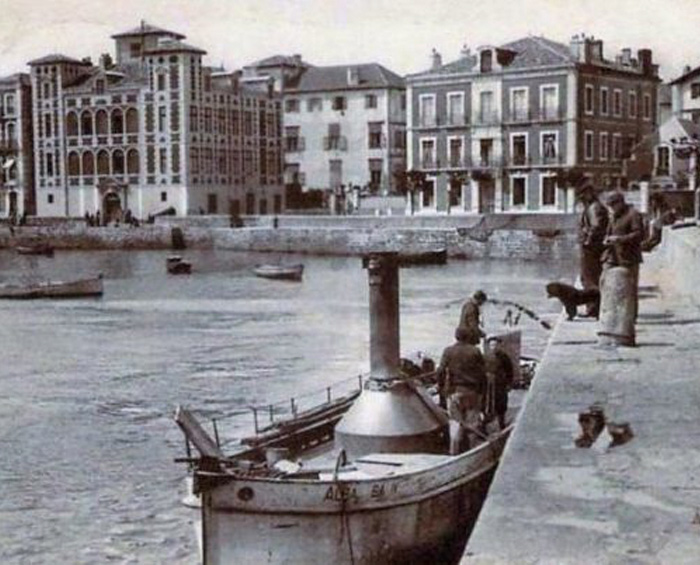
0;249;575;564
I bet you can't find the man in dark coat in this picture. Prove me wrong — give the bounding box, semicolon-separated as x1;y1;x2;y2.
577;182;609;317
437;326;487;454
602;191;645;320
459;290;487;340
484;336;514;430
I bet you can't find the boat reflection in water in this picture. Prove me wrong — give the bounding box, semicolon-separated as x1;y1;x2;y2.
175;253;521;565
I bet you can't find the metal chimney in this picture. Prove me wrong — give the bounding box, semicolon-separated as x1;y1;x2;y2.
335;252;448;459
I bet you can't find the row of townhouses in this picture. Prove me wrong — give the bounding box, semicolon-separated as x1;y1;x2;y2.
1;23;697;220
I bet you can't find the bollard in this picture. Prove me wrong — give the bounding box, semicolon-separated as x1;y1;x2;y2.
597;266;636;346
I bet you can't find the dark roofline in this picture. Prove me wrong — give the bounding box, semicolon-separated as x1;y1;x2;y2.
28;54;91;66
670;65;700;85
111;23;185;40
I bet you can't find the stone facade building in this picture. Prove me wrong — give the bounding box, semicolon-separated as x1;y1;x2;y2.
244;57;406;209
29;23;284;220
0;73;33;218
406;35;660;214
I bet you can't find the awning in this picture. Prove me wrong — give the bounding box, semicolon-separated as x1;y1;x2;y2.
2;159;15;170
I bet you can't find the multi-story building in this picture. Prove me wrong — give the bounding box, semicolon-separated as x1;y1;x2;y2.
0;73;33;218
406;35;660;214
244;57;407;205
29;23;284;220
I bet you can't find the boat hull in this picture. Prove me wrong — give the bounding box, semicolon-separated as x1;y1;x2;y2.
199;431;508;565
0;277;103;299
253;264;304;281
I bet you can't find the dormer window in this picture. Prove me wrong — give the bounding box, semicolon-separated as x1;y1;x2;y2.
480;50;493;73
95;80;105;94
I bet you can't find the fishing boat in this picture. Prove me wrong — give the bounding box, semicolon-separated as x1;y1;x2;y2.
252;263;304;281
175;253;526;565
0;274;103;299
167;256;192;275
397;248;447;266
15;243;55;256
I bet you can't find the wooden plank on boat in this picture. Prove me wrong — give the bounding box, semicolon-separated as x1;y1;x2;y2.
175;406;225;459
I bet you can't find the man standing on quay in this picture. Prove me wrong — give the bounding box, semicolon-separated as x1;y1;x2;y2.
459;290;487;340
577;182;608;318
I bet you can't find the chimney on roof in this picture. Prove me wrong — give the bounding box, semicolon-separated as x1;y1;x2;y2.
431;48;442;70
589;39;603;61
347;66;360;86
684;65;692;75
82;57;93;66
569;34;586;62
638;49;653;76
99;53;114;70
292;54;303;65
460;44;471;59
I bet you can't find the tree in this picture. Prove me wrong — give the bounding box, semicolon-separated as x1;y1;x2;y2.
395;170;426;215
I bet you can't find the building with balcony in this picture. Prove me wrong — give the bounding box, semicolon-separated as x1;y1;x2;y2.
29;23;284;220
406;35;660;214
0;73;33;218
244;57;406;207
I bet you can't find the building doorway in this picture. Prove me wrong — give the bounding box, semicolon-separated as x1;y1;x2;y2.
478;179;495;214
103;192;122;224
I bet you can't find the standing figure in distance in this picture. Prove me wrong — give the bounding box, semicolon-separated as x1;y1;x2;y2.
459;290;487;341
577;181;609;318
484;336;514;430
436;326;488;454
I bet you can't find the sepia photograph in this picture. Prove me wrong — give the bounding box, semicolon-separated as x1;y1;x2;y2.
0;0;699;563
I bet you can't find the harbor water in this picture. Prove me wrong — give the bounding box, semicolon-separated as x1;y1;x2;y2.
0;249;575;564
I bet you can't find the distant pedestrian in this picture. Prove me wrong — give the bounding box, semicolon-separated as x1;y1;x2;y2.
577;181;608;318
95;210;101;227
436;326;487;454
484;336;514;430
459;290;487;341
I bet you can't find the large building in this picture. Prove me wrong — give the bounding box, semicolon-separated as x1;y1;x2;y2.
244;57;406;207
29;23;284;220
0;73;33;219
406;35;660;214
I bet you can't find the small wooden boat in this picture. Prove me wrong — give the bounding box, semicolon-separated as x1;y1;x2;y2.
0;274;103;299
166;256;192;275
253;263;304;281
397;248;447;266
16;243;55;256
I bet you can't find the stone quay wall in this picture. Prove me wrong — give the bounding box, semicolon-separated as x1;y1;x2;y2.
0;213;579;261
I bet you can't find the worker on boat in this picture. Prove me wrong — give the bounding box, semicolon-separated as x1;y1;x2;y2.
437;325;488;454
459;290;487;341
484;336;514;430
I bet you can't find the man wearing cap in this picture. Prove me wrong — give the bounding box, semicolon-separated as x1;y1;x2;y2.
459;290;487;340
436;326;487;454
577;181;608;318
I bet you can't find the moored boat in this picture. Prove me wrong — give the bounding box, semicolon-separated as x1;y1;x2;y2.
167;256;192;275
0;274;103;299
397;248;447;266
252;263;304;281
175;253;526;564
16;243;55;256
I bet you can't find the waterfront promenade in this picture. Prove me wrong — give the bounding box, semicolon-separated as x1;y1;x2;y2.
464;228;700;564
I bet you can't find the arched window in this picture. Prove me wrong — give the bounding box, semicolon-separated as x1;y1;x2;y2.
95;110;109;135
125;108;139;133
111;108;124;135
67;152;80;176
97;150;110;175
66;112;79;137
112;149;125;175
80;111;93;137
82;151;95;176
127;149;140;174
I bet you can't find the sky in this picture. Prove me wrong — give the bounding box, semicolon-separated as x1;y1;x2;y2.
0;0;698;81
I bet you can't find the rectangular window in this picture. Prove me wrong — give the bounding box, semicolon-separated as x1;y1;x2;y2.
656;146;670;176
327;123;342;150
159;148;167;174
479;91;494;123
643;93;652;120
541;132;558;162
511;176;526;207
285;99;299;113
44;114;52;137
420;138;435;168
692;84;700;99
447;92;465;125
419;95;435;127
480;138;493;167
158;106;167;133
207;193;218;214
541;175;556;207
584;84;594;115
600;87;609;116
511;133;527;166
160;191;167;202
629;91;638;118
329;159;342;188
307;97;322;111
130;43;141;58
448;137;463;168
332;96;346;111
612;134;622;160
510;88;528;121
47;193;54;204
540;85;559;119
368;122;383;149
365;94;377;109
600;132;609;161
369;158;382;188
584;130;594;160
285;126;302;152
157;73;166;92
613;89;622;117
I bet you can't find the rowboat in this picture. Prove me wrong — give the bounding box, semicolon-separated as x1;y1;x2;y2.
0;274;103;299
252;263;304;281
397;248;447;266
175;253;525;564
167;256;192;275
16;243;55;256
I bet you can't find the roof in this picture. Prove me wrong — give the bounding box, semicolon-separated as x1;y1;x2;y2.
286;63;404;92
111;23;185;40
677;117;700;138
500;36;574;69
28;53;89;66
143;40;206;56
249;54;309;68
0;73;29;86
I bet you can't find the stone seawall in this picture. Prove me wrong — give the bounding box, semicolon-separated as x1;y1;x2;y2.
0;214;578;260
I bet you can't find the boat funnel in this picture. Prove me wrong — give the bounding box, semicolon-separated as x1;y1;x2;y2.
335;252;448;459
